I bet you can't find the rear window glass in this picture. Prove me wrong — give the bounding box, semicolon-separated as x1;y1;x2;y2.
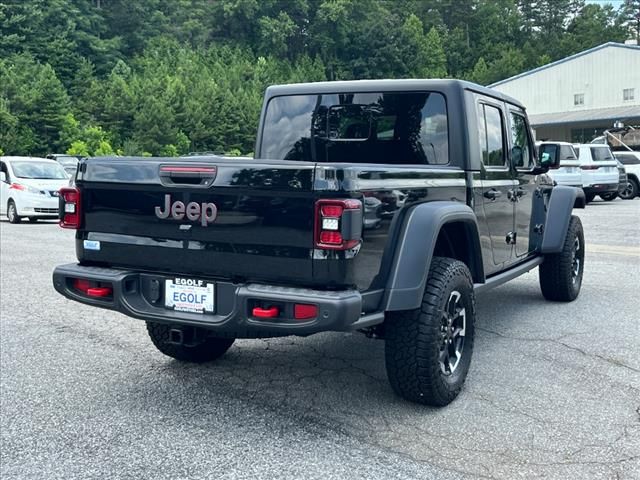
590;147;614;161
260;92;449;165
560;145;577;160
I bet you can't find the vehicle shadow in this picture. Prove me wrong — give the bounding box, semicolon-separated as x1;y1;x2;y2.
127;280;548;416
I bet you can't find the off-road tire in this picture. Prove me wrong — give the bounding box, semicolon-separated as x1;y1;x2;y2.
619;178;638;200
599;192;617;201
385;257;475;406
584;193;596;204
539;215;584;302
146;322;235;363
7;201;21;223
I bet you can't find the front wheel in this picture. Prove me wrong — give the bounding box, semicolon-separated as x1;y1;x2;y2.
146;322;235;363
539;215;584;302
7;201;21;223
385;257;475;406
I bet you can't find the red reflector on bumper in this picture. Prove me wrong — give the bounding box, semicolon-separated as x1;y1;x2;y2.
87;287;112;297
252;306;279;318
294;304;318;320
74;279;91;292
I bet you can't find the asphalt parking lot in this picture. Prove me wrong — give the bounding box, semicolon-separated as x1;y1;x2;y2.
1;198;639;480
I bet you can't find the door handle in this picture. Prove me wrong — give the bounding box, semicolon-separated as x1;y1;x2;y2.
483;189;502;201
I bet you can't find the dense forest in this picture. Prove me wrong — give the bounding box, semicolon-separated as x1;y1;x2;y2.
1;0;638;157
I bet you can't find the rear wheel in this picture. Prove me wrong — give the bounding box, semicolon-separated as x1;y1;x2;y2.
619;178;638;200
146;322;235;363
385;257;475;406
539;215;584;302
584;193;596;204
599;192;617;201
7;201;21;223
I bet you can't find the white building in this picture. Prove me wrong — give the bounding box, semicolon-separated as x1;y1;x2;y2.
490;42;640;142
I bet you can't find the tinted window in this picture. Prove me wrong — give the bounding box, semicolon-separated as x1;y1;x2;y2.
615;154;640;165
478;104;505;167
590;147;614;161
10;162;68;179
509;112;532;169
261;92;449;165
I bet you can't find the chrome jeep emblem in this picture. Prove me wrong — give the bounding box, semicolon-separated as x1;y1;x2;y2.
155;194;217;227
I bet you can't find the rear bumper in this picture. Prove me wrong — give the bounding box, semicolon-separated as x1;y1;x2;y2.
583;183;618;194
52;263;366;338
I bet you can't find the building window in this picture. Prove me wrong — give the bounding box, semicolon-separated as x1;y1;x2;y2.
574;93;584;106
623;88;635;101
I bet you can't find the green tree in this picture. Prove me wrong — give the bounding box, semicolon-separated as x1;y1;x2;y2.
0;54;70;154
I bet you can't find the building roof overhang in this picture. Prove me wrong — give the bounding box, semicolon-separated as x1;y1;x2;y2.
529;105;640;127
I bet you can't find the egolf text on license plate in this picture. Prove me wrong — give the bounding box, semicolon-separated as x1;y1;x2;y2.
165;278;214;313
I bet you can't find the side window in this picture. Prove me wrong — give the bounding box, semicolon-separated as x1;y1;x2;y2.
509;112;532;169
478;103;506;167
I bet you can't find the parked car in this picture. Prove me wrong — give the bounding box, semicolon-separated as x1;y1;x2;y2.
46;154;82;176
574;144;619;203
539;141;581;188
0;156;69;223
614;151;640;199
53;79;584;407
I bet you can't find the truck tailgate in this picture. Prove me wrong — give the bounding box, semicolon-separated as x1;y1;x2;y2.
76;157;316;284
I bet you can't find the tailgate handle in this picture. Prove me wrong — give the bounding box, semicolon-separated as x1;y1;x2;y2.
159;165;217;188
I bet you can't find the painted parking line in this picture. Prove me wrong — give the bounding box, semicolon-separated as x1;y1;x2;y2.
586;244;640;257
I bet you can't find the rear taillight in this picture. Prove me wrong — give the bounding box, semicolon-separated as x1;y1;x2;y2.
580;165;600;170
59;187;81;229
314;199;362;250
9;183;26;191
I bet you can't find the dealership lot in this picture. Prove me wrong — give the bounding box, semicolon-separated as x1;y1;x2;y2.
1;199;639;480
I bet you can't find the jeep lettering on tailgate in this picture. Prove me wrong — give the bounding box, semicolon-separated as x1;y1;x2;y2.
155;194;217;226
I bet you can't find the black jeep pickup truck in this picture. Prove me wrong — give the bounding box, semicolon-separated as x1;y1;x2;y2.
53;80;585;406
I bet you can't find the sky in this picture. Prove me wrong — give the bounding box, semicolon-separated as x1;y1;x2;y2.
585;0;625;7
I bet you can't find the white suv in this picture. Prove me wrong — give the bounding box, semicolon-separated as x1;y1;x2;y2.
0;156;70;223
573;144;619;203
540;141;582;188
614;151;640;199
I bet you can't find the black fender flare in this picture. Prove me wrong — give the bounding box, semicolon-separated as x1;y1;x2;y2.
541;186;581;254
384;201;484;311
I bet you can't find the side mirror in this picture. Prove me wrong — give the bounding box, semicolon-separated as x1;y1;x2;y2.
0;172;6;183
538;144;560;170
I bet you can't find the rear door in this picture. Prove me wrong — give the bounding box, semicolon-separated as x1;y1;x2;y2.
477;100;515;268
77;157;317;284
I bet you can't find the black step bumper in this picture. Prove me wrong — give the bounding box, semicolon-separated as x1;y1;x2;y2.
52;263;365;338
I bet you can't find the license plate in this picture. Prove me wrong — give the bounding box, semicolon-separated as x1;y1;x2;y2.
164;277;214;313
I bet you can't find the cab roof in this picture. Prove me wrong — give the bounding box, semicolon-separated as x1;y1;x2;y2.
265;79;525;110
